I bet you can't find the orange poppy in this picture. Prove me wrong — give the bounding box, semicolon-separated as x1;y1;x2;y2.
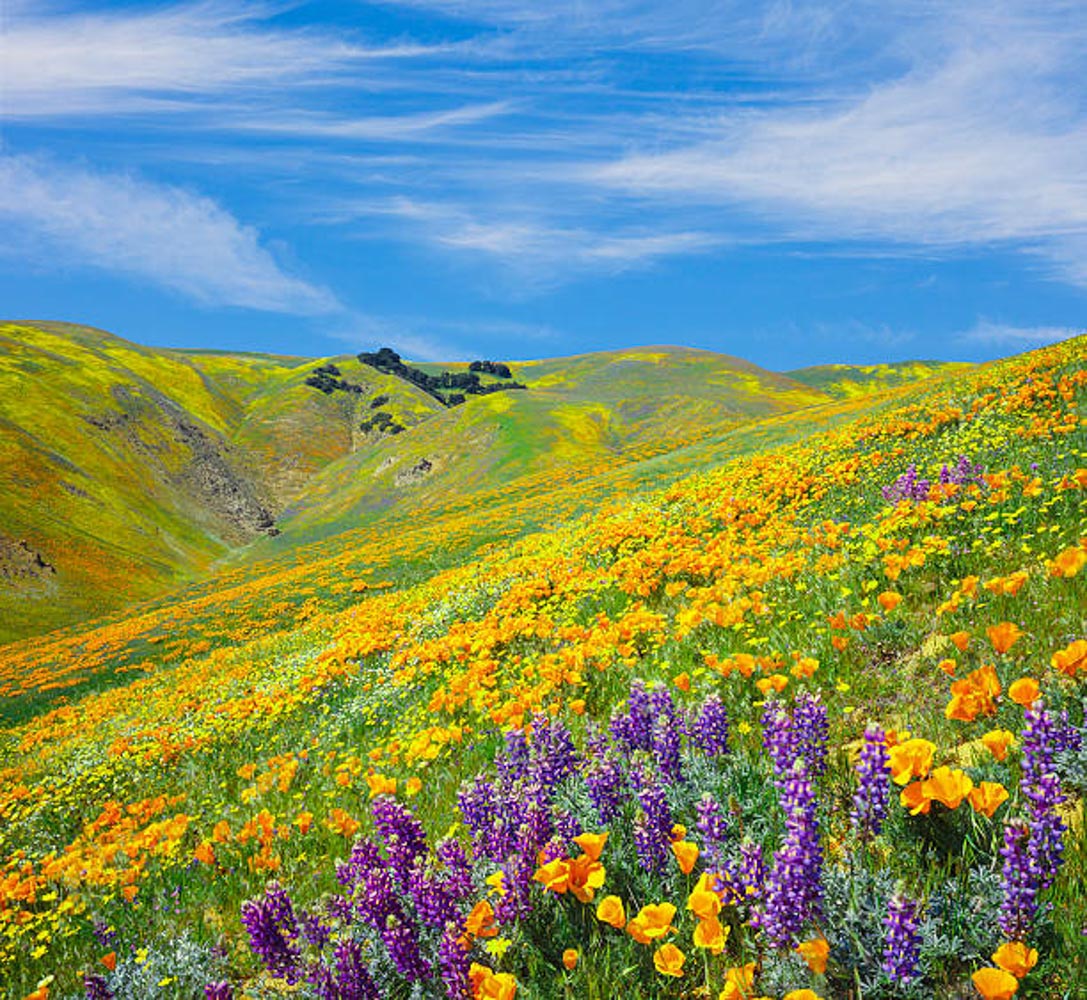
968;781;1010;818
596;894;626;928
987;622;1023;655
992;941;1038;978
971;966;1019;1000
654;943;686;977
796;936;830;975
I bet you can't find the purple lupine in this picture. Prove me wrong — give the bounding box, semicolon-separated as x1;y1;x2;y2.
300;909;332;950
372;798;429;889
584;726;628;823
383;914;431;981
333;938;381;1000
882;892;922;983
648;684;678;726
498;727;531;785
652;713;684;783
204;984;233;1000
519;785;555;853
882;464;931;503
739;840;766;904
762;700;798;784
696;794;728;868
529;715;579;792
494;852;535;923
438;923;473;999
84;975;114;1000
410;864;460;929
611;681;654;751
1000;819;1036;942
794;692;828;778
760;759;823;947
691;695;730;757
853;723;890;841
632;767;673;874
339;843;396;927
1054;708;1083;753
241;882;303;984
1020;702;1066;893
437;838;474;900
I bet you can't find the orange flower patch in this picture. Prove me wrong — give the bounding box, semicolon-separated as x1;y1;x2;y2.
1007;677;1040;707
968;781;1010;818
1051;639;1087;677
992;941;1038;979
596;894;626;928
654;942;686;977
627;902;676;944
971;966;1019;1000
987;622;1023;655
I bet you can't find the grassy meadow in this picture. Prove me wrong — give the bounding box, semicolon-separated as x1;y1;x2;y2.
0;333;1085;999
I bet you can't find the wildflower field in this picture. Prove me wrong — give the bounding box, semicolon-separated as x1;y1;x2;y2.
1;335;1085;999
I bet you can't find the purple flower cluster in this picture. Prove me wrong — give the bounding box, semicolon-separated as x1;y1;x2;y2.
852;723;890;841
83;975;113;1000
760;759;823;947
882;892;922;983
762;700;798;783
584;726;629;823
632;765;674;874
241;881;303;984
437;923;472;1000
794;692;828;778
204;984;234;1000
696;793;728;867
882;456;984;503
1001;701;1068;941
1020;702;1066;892
762;692;827;784
690;694;730;757
1000;820;1036;943
311;939;379;1000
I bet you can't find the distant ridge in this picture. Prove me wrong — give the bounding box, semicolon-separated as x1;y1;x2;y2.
0;322;972;643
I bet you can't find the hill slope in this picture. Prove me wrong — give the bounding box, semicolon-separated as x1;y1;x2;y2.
0;325;975;645
0;334;1082;998
262;345;833;548
0;322;440;642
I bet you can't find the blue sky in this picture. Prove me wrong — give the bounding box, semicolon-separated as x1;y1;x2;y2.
1;1;1084;368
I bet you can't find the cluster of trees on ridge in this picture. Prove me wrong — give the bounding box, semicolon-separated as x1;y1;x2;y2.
357;347;526;407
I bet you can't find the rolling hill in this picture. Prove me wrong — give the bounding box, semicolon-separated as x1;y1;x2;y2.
1;327;861;643
0;328;1083;999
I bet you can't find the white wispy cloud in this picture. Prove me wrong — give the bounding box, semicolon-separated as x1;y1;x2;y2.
0;155;337;313
959;320;1082;347
355;197;718;274
1;2;437;118
228;102;516;141
587;8;1087;284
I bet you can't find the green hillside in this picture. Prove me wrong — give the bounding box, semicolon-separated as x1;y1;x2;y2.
0;322;440;643
0;326;981;647
785;360;971;399
264;346;833;548
0;333;1082;999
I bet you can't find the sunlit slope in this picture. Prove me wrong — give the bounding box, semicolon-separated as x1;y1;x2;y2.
0;323;439;642
0;336;1083;997
785;359;971;399
269;345;831;545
